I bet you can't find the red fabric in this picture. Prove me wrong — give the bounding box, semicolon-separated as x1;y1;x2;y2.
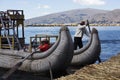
39;44;50;52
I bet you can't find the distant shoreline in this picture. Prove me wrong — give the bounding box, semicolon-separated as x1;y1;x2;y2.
26;24;120;27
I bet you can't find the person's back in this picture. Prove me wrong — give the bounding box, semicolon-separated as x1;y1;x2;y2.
74;21;89;38
74;25;85;38
39;43;50;52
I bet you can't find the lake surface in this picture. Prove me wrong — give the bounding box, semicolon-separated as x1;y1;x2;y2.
21;26;120;61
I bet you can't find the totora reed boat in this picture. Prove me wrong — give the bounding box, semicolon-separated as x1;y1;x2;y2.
0;26;74;73
71;28;101;67
0;27;101;72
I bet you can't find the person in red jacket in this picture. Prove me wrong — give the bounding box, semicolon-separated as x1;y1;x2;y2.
38;39;50;52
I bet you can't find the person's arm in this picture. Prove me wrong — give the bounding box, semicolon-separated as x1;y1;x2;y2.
77;24;87;29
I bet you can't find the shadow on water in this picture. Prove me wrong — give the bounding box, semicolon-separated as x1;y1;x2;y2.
0;68;71;80
0;68;51;80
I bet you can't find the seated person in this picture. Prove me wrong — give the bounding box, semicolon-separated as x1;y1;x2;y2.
38;39;50;52
32;38;37;51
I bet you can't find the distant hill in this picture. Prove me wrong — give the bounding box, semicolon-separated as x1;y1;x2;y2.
24;8;120;25
89;9;120;24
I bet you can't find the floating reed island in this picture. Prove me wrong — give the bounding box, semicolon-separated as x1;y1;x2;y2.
56;53;120;80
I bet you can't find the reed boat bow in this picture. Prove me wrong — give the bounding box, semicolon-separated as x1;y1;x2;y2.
71;28;101;67
0;26;74;73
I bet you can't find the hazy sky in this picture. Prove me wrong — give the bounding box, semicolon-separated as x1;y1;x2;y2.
0;0;119;19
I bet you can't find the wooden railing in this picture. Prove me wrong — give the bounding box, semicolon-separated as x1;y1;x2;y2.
0;36;14;49
29;34;58;52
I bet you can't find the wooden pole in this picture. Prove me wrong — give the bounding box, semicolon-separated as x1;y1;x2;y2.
87;20;101;63
1;52;35;80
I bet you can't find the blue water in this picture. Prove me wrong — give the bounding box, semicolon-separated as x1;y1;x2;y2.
21;26;120;61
